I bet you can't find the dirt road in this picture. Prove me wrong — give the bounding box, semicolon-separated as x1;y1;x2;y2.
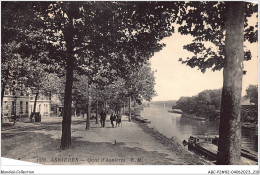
1;115;207;165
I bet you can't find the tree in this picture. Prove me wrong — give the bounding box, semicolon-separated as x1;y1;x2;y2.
198;91;211;105
3;1;179;149
37;1;179;149
245;85;258;105
124;63;157;121
176;89;222;116
1;2;51;122
73;75;91;130
177;1;258;164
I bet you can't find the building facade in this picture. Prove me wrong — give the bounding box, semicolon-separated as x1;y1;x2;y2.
50;95;63;117
2;89;29;121
29;92;51;117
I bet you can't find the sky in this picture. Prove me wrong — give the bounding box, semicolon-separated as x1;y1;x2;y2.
150;33;258;101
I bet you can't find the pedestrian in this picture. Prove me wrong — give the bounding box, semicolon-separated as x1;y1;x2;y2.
13;114;17;126
116;112;122;127
100;109;106;128
110;112;116;128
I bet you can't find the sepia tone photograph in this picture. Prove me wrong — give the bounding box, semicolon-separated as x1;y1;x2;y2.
1;1;258;174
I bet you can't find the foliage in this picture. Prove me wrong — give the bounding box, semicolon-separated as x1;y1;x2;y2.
175;89;222;116
245;84;258;105
72;75;89;113
126;63;157;103
84;63;156;112
177;1;258;73
39;1;179;82
1;2;56;95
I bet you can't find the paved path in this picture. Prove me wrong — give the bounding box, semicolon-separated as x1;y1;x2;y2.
1;115;206;165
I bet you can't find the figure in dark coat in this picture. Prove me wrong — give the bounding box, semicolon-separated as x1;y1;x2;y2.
110;112;116;128
116;112;122;127
100;110;107;128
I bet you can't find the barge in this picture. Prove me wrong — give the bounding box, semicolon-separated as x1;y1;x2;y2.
185;135;258;164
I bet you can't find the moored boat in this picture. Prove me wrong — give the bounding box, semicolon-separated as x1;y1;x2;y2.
185;135;258;164
169;109;183;114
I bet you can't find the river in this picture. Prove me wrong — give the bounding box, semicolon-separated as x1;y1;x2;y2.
140;104;258;153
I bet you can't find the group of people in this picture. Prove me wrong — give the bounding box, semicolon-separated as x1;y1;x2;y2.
99;110;122;128
110;112;122;128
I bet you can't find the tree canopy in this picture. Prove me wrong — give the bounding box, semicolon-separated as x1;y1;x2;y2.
245;84;258;105
177;1;258;73
175;89;222;116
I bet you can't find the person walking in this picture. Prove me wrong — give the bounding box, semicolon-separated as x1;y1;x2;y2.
100;109;107;128
116;112;122;127
110;112;116;128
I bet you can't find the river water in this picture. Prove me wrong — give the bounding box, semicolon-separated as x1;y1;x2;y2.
140;105;258;153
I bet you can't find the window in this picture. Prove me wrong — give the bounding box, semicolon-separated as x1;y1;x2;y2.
26;102;28;113
20;91;24;96
20;101;23;114
45;104;48;113
5;102;8;110
4;90;9;95
11;90;15;96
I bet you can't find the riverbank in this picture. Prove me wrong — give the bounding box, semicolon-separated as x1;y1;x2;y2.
133;119;210;165
1;115;208;165
181;112;257;130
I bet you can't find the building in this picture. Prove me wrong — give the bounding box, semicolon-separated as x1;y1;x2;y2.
50;95;63;117
2;89;29;121
29;92;51;117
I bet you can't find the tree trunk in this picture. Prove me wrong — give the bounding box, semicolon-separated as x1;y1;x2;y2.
217;2;245;165
30;92;39;122
128;96;131;122
1;66;10;122
123;102;125;115
1;81;6;123
86;85;90;130
104;100;107;113
1;82;6;109
60;13;74;149
95;100;98;124
60;57;74;149
1;65;10;109
86;98;90;130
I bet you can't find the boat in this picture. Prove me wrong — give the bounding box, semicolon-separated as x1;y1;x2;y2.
168;109;183;114
193;116;207;121
133;115;151;123
184;135;258;164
